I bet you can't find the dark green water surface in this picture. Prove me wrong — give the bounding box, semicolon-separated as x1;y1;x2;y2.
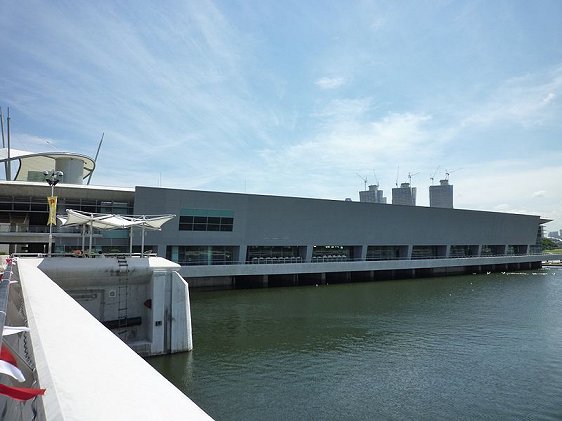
149;269;562;420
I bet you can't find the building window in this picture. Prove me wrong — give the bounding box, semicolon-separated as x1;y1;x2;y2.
450;245;479;258
481;245;505;256
178;208;234;232
366;246;406;260
411;245;447;259
166;245;235;265
246;246;305;263
311;245;355;262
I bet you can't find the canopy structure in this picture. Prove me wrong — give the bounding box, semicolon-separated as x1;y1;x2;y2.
59;209;175;255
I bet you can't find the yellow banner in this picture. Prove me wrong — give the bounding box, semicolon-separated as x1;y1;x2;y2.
47;196;57;226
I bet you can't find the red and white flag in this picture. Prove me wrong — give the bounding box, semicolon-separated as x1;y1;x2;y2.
0;346;25;382
0;384;45;401
2;326;30;337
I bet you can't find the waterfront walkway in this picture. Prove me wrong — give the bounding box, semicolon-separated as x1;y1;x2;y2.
180;253;562;288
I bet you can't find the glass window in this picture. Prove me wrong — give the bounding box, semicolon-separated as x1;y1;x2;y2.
178;212;234;231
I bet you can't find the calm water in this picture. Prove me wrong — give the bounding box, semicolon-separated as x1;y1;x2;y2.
149;269;562;420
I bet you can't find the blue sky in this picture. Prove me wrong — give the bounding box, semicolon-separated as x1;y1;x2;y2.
2;0;562;232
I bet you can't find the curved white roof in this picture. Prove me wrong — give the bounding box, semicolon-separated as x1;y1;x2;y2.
60;209;176;230
0;148;95;181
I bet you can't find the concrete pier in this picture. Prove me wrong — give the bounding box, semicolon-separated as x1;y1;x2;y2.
33;256;194;356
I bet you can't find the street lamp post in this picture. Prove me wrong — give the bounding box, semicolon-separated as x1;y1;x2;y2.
44;170;64;256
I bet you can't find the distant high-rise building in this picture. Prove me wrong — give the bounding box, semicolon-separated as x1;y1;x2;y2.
392;183;416;206
429;179;453;208
548;230;562;239
359;184;387;204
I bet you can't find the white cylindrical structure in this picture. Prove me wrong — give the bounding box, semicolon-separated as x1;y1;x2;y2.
55;157;84;184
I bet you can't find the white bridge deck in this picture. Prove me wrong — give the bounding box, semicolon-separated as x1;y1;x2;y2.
1;257;212;421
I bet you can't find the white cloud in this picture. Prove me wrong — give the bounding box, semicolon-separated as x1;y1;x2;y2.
7;133;60;151
542;92;556;105
453;160;562;230
315;76;346;90
461;66;562;128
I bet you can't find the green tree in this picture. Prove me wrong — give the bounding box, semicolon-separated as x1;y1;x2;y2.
541;237;559;250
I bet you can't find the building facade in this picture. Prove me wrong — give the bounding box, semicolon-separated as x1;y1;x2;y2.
359;184;387;204
392;183;417;206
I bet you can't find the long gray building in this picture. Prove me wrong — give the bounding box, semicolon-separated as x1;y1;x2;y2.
0;179;550;288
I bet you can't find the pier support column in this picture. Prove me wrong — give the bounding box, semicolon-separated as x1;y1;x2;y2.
149;271;167;355
238;245;247;264
360;245;367;261
305;245;313;263
445;245;451;258
407;245;413;260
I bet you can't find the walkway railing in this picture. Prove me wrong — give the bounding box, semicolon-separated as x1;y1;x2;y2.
176;252;551;266
11;252;158;259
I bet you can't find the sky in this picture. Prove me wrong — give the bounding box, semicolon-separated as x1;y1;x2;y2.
1;0;562;232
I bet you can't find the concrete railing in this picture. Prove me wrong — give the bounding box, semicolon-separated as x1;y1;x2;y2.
6;258;212;421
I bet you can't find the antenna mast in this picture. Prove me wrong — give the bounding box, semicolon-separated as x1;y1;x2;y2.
87;132;104;185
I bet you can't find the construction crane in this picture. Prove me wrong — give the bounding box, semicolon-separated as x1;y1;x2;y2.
372;170;379;187
356;173;368;191
408;171;420;185
430;166;440;185
444;168;461;181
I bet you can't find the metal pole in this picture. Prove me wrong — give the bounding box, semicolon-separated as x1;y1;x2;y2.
141;215;146;257
0;108;7;180
0;260;13;350
6;108;11;181
141;225;145;257
45;170;62;256
129;227;133;255
48;183;54;255
89;219;93;255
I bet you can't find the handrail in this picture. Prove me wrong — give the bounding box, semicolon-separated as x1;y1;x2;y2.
0;258;14;348
11;252;158;258
9;251;553;264
176;252;552;266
